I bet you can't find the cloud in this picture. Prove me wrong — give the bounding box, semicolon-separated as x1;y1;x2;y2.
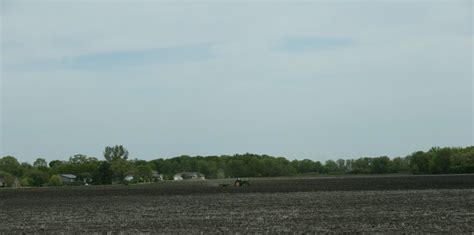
276;37;355;53
4;42;219;73
63;43;217;70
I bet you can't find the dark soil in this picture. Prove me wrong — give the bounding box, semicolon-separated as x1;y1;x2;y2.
0;174;473;233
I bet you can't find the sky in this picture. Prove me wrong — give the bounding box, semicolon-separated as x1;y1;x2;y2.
1;0;473;163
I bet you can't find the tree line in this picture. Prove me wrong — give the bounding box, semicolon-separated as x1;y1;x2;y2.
0;145;473;187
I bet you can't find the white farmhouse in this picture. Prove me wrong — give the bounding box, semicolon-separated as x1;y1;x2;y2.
173;173;183;181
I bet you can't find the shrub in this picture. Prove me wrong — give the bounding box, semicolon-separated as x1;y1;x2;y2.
49;175;63;186
26;169;49;187
20;177;31;187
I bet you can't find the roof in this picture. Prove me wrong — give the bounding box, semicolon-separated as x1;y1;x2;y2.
60;174;77;179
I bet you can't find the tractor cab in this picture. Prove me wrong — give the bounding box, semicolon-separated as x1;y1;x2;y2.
234;177;249;186
234;178;242;186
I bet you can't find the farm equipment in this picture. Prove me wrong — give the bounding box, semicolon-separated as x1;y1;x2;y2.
219;178;250;187
233;178;250;186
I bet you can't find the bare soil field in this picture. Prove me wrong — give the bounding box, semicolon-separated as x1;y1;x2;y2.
0;174;473;233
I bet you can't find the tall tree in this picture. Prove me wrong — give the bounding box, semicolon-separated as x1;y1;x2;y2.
49;160;63;169
92;161;113;185
0;156;23;176
33;158;48;169
431;148;451;174
111;158;134;183
325;160;338;173
69;154;98;164
136;165;153;182
371;156;391;174
410;151;432;174
26;169;49;187
336;159;346;172
104;145;129;162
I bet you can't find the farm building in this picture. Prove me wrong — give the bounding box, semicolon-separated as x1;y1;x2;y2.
0;176;21;188
173;174;183;181
60;174;77;183
173;172;205;180
124;174;134;182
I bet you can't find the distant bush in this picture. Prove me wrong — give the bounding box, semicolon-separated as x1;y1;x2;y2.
49;175;63;186
20;177;31;187
26;169;49;187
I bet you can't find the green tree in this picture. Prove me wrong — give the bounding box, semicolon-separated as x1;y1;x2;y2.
352;158;372;174
33;158;48;169
336;159;346;172
69;154;98;164
136;165;153;182
49;175;63;186
429;148;451;174
111;159;134;183
78;172;93;184
104;145;129;162
325;160;338;173
20;177;31;187
92;161;113;185
0;156;23;176
410;151;432;174
391;157;409;173
448;148;474;173
55;154;100;177
21;162;33;171
295;159;317;173
313;161;323;173
49;160;63;169
371;156;391;174
26;169;49;187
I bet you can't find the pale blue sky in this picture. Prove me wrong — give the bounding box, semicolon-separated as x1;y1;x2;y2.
1;0;473;163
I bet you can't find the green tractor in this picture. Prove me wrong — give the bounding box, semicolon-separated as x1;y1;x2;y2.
219;178;250;187
233;177;250;186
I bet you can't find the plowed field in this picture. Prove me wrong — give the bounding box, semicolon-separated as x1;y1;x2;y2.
1;175;473;233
